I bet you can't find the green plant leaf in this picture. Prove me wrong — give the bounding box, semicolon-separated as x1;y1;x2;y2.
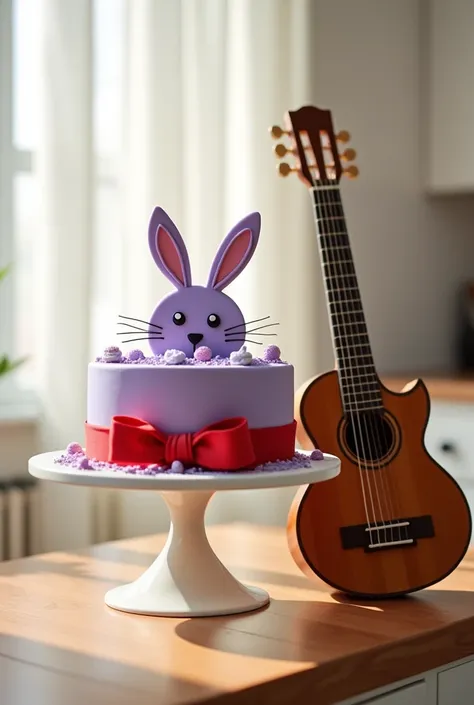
0;264;11;284
0;355;27;378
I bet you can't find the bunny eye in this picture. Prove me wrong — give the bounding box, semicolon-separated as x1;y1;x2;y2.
207;313;221;328
173;312;186;326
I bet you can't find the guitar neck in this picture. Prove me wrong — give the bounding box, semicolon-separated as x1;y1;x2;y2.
311;184;382;413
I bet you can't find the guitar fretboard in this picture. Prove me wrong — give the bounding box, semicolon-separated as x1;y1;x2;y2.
312;183;382;413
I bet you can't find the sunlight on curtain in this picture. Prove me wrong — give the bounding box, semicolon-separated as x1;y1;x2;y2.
35;0;325;545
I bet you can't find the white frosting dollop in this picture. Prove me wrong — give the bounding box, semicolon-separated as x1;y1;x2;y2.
163;348;186;365
230;345;253;366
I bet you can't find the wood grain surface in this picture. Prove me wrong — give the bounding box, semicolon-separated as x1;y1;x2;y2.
1;524;474;705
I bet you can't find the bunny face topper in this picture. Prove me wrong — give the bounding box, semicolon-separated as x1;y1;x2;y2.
147;207;261;358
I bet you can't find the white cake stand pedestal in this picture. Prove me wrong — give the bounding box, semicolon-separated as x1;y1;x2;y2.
28;451;340;618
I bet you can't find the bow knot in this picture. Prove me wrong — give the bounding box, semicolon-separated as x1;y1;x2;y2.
108;415;256;470
165;433;194;465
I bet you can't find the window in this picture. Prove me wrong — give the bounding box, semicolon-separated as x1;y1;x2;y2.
0;0;126;393
0;0;39;392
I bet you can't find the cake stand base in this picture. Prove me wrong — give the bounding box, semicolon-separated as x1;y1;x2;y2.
29;450;340;617
105;490;269;616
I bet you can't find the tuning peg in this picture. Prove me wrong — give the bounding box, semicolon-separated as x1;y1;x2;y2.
344;165;359;179
274;143;294;158
278;163;296;177
341;148;357;161
270;125;289;139
336;130;351;143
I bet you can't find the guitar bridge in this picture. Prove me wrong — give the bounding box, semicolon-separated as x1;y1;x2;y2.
340;515;434;552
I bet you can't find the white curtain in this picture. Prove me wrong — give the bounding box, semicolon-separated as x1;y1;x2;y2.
36;0;327;548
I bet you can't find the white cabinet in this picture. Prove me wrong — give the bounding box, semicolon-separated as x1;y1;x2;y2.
438;660;474;705
353;681;427;705
426;0;474;192
424;401;474;531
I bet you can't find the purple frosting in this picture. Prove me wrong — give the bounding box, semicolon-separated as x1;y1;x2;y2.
310;449;324;461
263;345;281;361
54;449;316;475
128;349;145;361
94;352;287;367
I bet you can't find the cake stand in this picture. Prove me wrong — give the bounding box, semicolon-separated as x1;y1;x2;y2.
28;451;340;617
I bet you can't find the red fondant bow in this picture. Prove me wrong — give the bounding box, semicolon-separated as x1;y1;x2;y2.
108;415;256;470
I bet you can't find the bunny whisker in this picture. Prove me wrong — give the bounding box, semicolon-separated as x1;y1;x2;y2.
121;336;165;344
117;323;149;333
224;315;270;332
117;331;149;336
226;332;277;338
225;338;263;345
226;323;279;336
119;314;163;330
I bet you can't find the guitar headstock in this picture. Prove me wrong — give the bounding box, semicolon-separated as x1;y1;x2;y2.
270;105;359;188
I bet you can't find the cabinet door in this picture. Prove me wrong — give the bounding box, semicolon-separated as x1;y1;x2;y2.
424;402;474;481
427;0;474;191
353;680;427;705
438;659;474;705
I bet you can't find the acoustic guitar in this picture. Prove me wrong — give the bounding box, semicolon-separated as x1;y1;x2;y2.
270;105;472;598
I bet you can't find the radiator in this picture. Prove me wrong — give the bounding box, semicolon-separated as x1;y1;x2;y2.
0;478;41;560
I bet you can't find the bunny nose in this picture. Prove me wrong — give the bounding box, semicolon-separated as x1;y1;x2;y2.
187;333;203;346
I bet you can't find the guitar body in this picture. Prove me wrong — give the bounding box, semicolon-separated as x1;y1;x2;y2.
288;370;472;597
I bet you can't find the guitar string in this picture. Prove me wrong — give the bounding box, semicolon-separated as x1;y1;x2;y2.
321;180;383;545
324;187;406;543
314;183;378;541
326;182;397;546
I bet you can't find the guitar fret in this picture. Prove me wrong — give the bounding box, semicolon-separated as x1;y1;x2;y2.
341;379;380;390
329;298;364;307
344;404;384;412
334;331;369;340
325;272;357;281
342;388;381;399
339;366;377;375
318;220;347;235
323;259;356;268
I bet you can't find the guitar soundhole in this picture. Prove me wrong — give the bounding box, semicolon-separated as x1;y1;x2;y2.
343;411;398;466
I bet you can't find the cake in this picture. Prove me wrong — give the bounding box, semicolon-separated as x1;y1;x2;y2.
56;207;323;475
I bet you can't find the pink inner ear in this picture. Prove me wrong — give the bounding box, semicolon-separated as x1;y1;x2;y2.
157;226;185;286
214;230;251;286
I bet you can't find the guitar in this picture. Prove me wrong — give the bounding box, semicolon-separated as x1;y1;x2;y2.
270;105;472;598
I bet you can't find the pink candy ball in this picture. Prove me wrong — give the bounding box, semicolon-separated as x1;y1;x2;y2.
66;442;83;455
263;345;281;361
194;346;212;362
310;449;324;461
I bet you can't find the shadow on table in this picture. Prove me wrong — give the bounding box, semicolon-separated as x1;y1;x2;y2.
175;589;474;663
0;633;215;705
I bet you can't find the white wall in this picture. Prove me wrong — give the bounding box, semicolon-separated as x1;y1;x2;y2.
310;0;474;375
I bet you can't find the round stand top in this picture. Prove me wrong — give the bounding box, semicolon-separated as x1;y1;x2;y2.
28;450;340;491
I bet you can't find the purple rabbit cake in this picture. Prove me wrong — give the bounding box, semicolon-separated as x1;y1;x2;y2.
57;207;321;475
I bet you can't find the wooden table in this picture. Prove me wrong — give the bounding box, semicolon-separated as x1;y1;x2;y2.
1;524;474;705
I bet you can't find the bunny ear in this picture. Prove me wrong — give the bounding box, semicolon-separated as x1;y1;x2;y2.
207;212;261;291
148;207;192;288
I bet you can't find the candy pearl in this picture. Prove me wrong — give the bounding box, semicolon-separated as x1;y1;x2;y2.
171;460;185;473
310;449;324;461
79;457;91;469
66;442;83;455
194;345;212;362
128;348;145;361
263;344;281;361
